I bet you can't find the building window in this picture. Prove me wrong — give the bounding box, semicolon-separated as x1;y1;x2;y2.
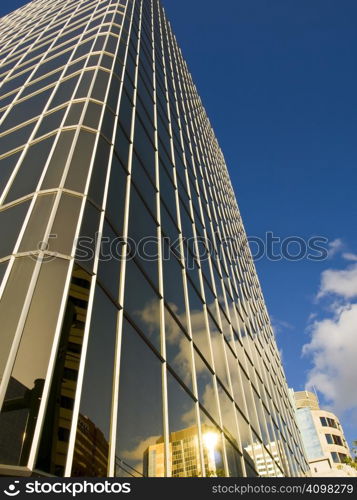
58;427;70;442
331;452;339;463
333;435;343;446
320;417;327;427
327;418;337;428
325;434;333;445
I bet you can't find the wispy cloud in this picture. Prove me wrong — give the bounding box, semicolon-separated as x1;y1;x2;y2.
326;238;357;262
327;238;344;258
317;263;357;300
303;303;357;415
122;435;162;462
271;316;294;336
342;252;357;262
304;258;357;420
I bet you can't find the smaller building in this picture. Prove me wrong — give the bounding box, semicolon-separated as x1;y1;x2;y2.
144;425;225;477
293;390;356;477
244;441;284;477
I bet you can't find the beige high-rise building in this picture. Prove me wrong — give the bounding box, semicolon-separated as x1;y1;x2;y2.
293;391;356;477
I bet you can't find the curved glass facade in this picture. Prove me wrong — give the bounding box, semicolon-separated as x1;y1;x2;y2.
0;0;308;477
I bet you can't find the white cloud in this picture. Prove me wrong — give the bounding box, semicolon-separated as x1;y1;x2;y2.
343;252;357;262
304;258;357;419
317;264;357;299
303;303;357;415
122;435;162;463
307;312;317;323
271;315;294;336
327;238;344;258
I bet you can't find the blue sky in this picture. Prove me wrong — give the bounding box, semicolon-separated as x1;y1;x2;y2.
1;0;357;448
161;0;357;447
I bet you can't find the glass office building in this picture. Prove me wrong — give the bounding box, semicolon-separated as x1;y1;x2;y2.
0;0;308;477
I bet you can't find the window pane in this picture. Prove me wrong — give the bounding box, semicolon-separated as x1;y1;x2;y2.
127;186;158;287
0;257;36;384
218;384;239;445
41;131;76;189
226;346;246;416
165;311;193;391
209;318;230;391
226;438;243;477
118;89;133;133
132;117;155;181
236;409;255;471
123;259;160;351
333;434;342;446
188;282;210;363
50;193;82;256
0;200;31;258
74;70;95;99
0;260;8;289
2;89;52;131
90;70;110;102
64;102;85;127
105;155;127;235
326;434;333;445
49;75;79;109
64;130;96;194
36;265;91;476
166;370;198;477
35;108;66;138
75;201;101;272
72;286;118;477
5;135;56;202
114;124;131;168
115;319;163;477
162;242;187;331
82;101;102;130
87;136;111;208
0;151;21;194
96;220;122;301
0;123;35;157
194;350;219;424
131;152;157;214
200;411;225;477
0;257;69;467
241;368;259;434
19;194;56;253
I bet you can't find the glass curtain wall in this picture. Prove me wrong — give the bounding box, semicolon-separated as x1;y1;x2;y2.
0;0;308;477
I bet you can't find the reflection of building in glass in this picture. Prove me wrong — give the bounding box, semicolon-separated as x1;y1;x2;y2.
0;265;91;476
37;265;91;476
245;441;283;477
293;391;356;477
72;414;109;477
0;0;308;477
144;425;224;477
0;377;44;467
144;440;165;478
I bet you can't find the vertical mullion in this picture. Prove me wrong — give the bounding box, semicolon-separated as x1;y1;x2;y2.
108;0;143;477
